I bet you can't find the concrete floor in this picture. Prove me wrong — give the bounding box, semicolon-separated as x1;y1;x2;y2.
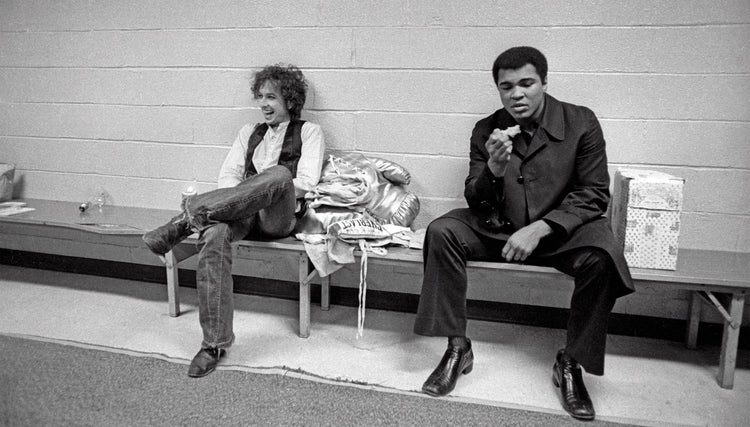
1;264;748;426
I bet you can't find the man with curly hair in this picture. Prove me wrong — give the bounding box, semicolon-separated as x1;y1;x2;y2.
143;64;325;377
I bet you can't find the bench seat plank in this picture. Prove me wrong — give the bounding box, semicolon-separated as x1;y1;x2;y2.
0;198;174;234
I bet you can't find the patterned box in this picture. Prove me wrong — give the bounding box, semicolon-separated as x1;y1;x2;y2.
610;169;684;270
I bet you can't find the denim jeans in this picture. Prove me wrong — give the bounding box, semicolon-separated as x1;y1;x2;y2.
183;165;297;349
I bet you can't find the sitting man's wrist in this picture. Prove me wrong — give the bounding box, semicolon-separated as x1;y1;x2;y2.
531;219;554;238
487;162;507;177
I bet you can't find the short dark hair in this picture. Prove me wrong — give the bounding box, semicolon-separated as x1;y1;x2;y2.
492;46;548;85
251;64;308;120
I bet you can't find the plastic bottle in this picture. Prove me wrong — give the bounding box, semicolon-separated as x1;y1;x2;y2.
182;179;198;202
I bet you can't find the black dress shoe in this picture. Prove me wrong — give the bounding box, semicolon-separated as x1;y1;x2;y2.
142;213;193;255
553;349;595;420
187;347;225;378
422;339;473;397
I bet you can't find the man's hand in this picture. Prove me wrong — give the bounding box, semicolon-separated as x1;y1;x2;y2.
485;126;521;177
501;220;553;262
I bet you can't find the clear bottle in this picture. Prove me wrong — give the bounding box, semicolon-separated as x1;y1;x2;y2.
93;187;108;209
182;179;198;203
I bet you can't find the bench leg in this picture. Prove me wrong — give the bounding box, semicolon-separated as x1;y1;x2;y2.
321;275;330;311
164;251;180;317
686;291;702;349
298;254;311;339
717;293;745;389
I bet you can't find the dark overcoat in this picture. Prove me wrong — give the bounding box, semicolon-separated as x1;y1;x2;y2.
443;94;634;295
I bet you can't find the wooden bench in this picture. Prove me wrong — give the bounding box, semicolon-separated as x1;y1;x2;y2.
1;198;748;389
341;246;748;389
0;198;328;338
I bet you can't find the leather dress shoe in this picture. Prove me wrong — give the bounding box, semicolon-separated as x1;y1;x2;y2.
187;347;225;378
552;349;595;420
422;339;473;397
142;213;192;255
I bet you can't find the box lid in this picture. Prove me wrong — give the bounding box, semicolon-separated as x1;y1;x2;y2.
617;168;684;211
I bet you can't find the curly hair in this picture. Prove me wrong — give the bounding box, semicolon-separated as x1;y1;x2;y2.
251;64;308;120
492;46;548;85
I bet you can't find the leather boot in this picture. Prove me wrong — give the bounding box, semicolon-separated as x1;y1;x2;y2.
422;339;473;397
187;347;226;378
142;213;193;255
553;349;595;420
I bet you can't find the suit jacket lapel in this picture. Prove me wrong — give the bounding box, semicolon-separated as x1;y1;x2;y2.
522;94;565;162
524;130;548;160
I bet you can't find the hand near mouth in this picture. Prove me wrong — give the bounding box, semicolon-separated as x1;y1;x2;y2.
485;125;521;177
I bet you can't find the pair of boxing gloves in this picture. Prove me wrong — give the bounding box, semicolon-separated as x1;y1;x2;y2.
294;152;420;235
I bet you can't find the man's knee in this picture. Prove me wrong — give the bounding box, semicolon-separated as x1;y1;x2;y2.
426;217;462;246
574;248;614;279
424;217;477;259
262;165;293;182
427;216;468;238
252;165;295;199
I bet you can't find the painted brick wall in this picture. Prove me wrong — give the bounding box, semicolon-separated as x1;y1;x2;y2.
2;1;748;252
1;1;749;322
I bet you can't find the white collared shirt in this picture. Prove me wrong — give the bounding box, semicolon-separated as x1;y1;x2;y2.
217;121;325;198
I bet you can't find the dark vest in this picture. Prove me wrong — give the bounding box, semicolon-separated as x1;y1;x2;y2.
244;120;305;179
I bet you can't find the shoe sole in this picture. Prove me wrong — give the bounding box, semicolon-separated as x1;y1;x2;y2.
187;366;216;378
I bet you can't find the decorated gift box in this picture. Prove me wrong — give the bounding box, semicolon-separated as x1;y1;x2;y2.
610;168;685;270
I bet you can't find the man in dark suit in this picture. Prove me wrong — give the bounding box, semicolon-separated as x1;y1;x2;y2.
414;46;634;420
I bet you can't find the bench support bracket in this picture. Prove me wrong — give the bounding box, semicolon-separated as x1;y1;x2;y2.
686;290;745;389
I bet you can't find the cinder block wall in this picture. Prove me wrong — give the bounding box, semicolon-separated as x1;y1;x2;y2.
2;2;749;322
2;0;748;252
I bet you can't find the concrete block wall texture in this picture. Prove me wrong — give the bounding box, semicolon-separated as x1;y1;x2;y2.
2;0;749;252
2;1;750;325
3;0;749;252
